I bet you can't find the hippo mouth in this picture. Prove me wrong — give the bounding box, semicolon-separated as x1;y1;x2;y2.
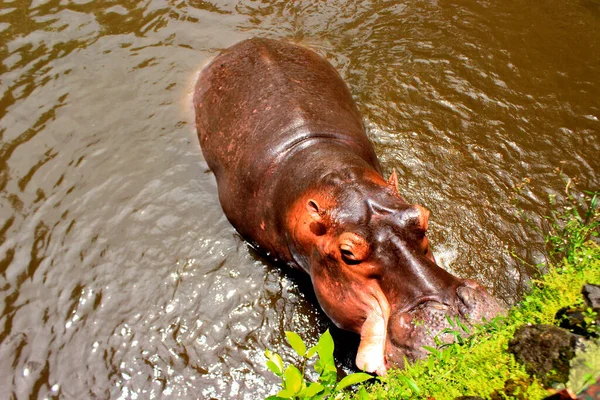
356;281;504;375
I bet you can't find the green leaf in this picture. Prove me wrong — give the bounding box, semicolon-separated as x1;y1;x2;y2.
322;361;337;373
284;365;303;394
406;378;421;395
441;348;450;362
285;331;307;357
399;375;421;395
266;360;282;376
276;389;295;399
315;359;337;388
335;372;373;391
314;359;323;374
266;350;285;374
456;318;470;334
317;329;334;363
357;386;369;400
422;345;440;357
303;382;325;397
427;355;434;370
306;345;318;359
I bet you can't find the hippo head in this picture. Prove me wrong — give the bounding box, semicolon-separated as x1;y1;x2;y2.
287;167;504;375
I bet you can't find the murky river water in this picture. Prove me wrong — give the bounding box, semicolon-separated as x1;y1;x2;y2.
0;0;598;398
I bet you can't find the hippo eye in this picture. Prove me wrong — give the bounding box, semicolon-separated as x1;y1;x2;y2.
338;232;370;264
340;245;361;265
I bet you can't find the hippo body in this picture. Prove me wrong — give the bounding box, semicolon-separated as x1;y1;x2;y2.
194;38;503;374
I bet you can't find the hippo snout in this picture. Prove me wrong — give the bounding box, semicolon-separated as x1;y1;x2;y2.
385;302;457;369
384;284;505;370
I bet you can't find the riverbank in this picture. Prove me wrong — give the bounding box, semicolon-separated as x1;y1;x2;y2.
359;190;600;399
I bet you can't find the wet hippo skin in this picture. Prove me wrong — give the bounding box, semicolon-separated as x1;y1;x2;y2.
193;38;504;375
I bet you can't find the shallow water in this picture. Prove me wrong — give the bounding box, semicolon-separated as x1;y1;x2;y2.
0;0;598;398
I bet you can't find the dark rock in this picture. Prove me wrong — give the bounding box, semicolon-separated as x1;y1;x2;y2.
508;324;583;386
582;283;600;309
490;377;536;400
555;284;600;338
542;388;577;399
556;307;590;336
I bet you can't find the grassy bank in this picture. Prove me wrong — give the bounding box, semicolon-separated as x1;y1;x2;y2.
360;189;600;399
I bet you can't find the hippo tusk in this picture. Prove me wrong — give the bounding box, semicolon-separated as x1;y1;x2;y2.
356;316;387;375
355;293;390;376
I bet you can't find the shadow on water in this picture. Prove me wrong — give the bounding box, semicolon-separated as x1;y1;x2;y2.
0;0;598;398
247;245;362;374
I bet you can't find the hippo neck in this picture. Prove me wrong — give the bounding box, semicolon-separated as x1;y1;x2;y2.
269;130;379;179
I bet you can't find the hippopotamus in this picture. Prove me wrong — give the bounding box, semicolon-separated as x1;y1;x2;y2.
193;38;504;375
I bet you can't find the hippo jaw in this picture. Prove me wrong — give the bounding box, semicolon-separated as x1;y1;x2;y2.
354;280;505;374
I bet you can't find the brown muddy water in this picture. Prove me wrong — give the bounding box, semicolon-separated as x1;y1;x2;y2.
0;0;598;398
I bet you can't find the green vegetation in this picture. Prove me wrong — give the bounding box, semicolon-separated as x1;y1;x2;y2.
265;188;600;399
265;330;372;399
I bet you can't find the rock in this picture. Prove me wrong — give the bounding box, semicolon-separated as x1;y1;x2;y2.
567;340;600;398
555;283;600;338
582;283;600;309
508;324;583;386
542;388;577;399
490;377;536;400
555;308;590;336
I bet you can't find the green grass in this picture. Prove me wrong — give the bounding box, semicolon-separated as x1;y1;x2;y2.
358;189;600;399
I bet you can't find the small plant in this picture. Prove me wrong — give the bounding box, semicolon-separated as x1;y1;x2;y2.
264;329;373;399
546;187;599;264
582;307;600;336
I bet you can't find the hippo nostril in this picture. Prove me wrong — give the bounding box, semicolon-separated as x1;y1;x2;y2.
456;285;478;318
456;283;506;321
457;285;475;306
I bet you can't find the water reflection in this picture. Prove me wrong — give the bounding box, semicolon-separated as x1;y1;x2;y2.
0;0;598;398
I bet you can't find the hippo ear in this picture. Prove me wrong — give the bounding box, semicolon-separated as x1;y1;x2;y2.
414;205;430;231
307;199;323;221
387;169;399;194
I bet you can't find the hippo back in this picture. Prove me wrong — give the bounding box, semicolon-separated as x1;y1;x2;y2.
194;38;379;254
